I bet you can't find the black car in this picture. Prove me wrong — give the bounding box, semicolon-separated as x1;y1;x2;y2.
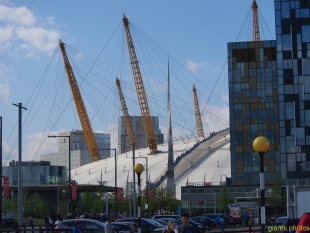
111;222;136;233
55;219;105;233
152;215;181;220
116;218;164;233
2;217;18;228
190;217;218;229
222;214;239;225
188;219;205;233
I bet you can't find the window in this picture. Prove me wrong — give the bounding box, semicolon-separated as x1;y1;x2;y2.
287;154;296;171
281;2;290;18
282;34;292;50
285;102;294;119
286;136;296;153
303;59;310;75
302;25;310;42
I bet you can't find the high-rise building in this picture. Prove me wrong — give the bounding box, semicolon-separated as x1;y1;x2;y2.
118;116;164;153
41;130;110;170
228;40;280;185
229;0;310;185
275;0;310;180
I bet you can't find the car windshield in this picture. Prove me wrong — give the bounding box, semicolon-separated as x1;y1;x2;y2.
276;218;288;224
145;219;162;226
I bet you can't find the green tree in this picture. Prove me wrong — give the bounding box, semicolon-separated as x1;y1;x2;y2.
2;197;18;216
266;180;283;216
217;182;231;213
82;192;105;214
23;191;48;218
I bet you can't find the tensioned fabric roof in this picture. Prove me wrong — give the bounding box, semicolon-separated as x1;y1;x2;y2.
72;130;230;199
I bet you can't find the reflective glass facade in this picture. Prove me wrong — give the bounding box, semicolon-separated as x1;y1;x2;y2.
118;116;164;153
3;161;66;185
41;130;110;169
228;40;280;185
275;0;310;179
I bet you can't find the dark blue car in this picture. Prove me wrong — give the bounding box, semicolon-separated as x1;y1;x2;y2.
198;214;226;226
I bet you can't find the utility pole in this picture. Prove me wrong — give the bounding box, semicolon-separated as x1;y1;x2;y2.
13;103;27;226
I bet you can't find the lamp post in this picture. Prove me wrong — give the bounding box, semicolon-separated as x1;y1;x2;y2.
253;136;269;233
134;163;144;233
48;135;71;212
98;148;117;217
133;156;149;218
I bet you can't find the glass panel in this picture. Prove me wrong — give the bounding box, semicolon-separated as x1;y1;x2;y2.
296;128;305;145
302;25;310;42
303;59;310;75
285;102;294;119
282;34;292;50
304;76;310;93
301;8;310;18
281;2;290;18
286;136;296;153
287;154;296;171
305;110;310;126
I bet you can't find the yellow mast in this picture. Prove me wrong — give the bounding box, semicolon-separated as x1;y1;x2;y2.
116;77;136;147
59;40;100;161
252;0;260;41
122;14;158;154
192;84;204;138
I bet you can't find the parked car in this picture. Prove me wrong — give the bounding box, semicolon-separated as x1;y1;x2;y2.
116;218;164;233
198;214;226;226
2;217;18;228
152;215;182;220
113;221;138;232
221;214;238;225
152;219;169;226
190;216;217;229
54;219;105;233
109;213;129;221
111;222;136;233
188;219;205;233
153;218;182;227
275;216;289;225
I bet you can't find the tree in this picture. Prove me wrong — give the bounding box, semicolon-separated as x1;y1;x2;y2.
266;180;283;216
82;192;105;214
2;197;18;217
23;191;48;218
217;182;231;213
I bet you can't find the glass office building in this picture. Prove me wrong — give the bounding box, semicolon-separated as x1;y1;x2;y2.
118;116;164;153
228;40;280;185
41;130;110;170
3;161;66;185
275;0;310;180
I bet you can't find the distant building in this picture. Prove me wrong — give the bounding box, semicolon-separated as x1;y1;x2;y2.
3;160;66;185
41;130;110;170
118;116;164;153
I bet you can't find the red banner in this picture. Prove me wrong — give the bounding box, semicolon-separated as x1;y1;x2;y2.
148;188;152;200
3;176;9;198
72;183;77;200
117;188;123;201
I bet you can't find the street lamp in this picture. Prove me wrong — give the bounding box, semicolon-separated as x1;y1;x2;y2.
48;135;71;211
134;163;144;233
133;157;149;218
253;136;269;233
98;148;117;217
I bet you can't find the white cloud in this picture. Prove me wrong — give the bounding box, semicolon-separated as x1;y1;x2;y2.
185;60;206;72
0;5;35;26
16;26;59;53
0;3;60;57
0;63;14;102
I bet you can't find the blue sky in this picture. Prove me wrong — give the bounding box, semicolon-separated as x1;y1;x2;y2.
0;0;275;164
